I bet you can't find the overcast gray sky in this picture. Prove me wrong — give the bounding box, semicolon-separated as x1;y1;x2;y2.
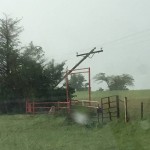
1;0;150;90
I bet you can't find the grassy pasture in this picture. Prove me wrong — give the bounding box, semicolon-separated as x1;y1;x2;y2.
0;114;150;150
0;89;150;150
75;89;150;101
75;89;150;120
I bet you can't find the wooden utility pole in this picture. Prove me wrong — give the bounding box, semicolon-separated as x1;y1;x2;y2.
54;47;103;87
124;97;128;122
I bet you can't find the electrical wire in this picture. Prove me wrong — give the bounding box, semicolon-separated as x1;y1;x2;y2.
47;28;150;63
101;28;150;47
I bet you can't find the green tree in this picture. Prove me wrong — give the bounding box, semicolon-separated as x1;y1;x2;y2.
0;14;23;100
94;73;134;90
69;74;87;91
0;15;74;113
20;43;69;100
40;59;66;99
18;42;45;98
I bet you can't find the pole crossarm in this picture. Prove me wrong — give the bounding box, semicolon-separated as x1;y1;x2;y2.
76;48;103;57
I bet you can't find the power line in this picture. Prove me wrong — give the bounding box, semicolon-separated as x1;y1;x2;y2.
104;36;150;50
101;28;150;47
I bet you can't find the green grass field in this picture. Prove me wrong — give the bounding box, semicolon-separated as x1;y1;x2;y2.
0;89;150;150
75;89;150;101
75;89;150;120
0;114;150;150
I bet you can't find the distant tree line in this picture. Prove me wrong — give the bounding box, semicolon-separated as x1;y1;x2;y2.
94;73;134;91
0;15;74;113
69;73;134;91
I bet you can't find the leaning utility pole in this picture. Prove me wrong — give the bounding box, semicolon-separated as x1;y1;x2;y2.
54;47;103;87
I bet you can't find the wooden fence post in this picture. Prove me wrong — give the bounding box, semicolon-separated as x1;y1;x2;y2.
141;102;143;120
97;104;100;123
116;95;120;119
108;97;112;121
97;110;100;123
124;97;128;122
67;101;71;114
57;101;60;110
101;99;103;123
